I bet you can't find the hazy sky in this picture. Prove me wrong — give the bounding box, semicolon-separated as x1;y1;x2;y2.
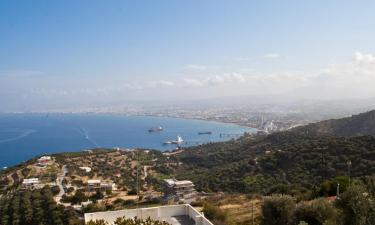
1;0;375;111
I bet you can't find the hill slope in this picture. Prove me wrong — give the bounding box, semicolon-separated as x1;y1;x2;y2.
291;110;375;137
169;111;375;194
171;132;375;194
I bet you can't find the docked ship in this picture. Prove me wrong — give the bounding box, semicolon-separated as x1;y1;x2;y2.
198;131;212;135
163;136;184;145
148;126;163;132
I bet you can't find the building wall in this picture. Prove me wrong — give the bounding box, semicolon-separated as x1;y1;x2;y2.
84;204;213;225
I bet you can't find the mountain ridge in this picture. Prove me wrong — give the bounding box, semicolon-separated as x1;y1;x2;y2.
291;109;375;137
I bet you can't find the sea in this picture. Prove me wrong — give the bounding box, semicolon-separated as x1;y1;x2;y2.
0;113;254;168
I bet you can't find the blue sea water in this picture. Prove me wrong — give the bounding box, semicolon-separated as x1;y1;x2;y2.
0;113;254;168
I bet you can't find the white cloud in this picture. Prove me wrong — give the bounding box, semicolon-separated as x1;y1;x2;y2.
263;53;281;59
4;52;375;110
261;52;375;98
182;73;247;87
152;80;175;87
353;52;375;64
181;78;204;87
228;72;246;82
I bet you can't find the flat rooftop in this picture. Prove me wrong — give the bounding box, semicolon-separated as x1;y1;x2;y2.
84;204;213;225
164;179;195;187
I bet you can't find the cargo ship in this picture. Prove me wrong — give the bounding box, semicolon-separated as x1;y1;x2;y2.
198;131;212;135
148;126;163;132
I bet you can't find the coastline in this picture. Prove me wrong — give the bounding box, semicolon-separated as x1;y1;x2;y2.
0;112;258;129
0;113;255;168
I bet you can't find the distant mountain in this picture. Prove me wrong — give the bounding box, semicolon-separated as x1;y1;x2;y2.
291;110;375;137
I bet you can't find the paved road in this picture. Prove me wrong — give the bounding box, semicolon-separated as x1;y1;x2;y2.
55;165;67;203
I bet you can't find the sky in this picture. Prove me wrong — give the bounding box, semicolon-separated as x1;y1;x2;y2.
1;0;375;111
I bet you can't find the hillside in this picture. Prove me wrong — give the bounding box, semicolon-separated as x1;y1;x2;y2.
170;132;375;195
291;110;375;137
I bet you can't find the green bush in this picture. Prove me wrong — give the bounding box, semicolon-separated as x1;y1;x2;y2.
261;194;295;225
51;185;61;196
87;217;171;225
293;198;338;225
320;176;349;197
336;185;375;225
203;202;227;223
127;189;137;195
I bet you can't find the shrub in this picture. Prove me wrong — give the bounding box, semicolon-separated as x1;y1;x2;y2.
261;194;295;225
51;185;61;196
127;189;137;195
293;198;338;225
203;202;227;223
336;185;374;225
320;176;350;197
90;190;104;203
87;217;171;225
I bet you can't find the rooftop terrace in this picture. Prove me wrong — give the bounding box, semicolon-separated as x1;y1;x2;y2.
84;204;213;225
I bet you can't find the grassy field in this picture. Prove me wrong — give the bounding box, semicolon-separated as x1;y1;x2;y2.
208;194;263;225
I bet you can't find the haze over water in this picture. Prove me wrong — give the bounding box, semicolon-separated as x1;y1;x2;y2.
0;113;253;168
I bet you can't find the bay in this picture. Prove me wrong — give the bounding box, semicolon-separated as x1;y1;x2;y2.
0;113;254;168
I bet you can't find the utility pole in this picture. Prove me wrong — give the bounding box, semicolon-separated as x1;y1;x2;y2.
318;147;326;183
320;147;329;182
251;202;254;225
347;160;352;186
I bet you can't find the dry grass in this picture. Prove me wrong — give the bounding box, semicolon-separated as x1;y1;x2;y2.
209;194;263;225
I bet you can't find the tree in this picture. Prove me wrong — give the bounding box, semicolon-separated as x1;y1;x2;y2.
90;190;104;203
203;202;227;224
0;187;82;225
336;185;373;225
71;190;88;204
293;198;338;225
261;195;296;225
319;176;350;197
51;185;61;196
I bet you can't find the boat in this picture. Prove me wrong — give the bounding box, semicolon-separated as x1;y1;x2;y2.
148;126;163;132
163;136;184;145
198;131;212;135
173;136;184;144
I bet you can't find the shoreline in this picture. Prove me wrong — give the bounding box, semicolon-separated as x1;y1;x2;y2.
135;114;258;130
0;113;256;168
0;111;258;129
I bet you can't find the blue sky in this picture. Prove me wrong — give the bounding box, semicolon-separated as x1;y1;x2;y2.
1;1;375;111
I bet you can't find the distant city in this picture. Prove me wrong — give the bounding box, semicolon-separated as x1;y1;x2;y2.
19;98;375;134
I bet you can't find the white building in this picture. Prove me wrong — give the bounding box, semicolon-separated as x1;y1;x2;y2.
87;179;101;191
37;156;52;167
100;182;117;191
79;166;92;173
84;204;213;225
22;178;41;189
87;180;116;192
164;179;198;203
